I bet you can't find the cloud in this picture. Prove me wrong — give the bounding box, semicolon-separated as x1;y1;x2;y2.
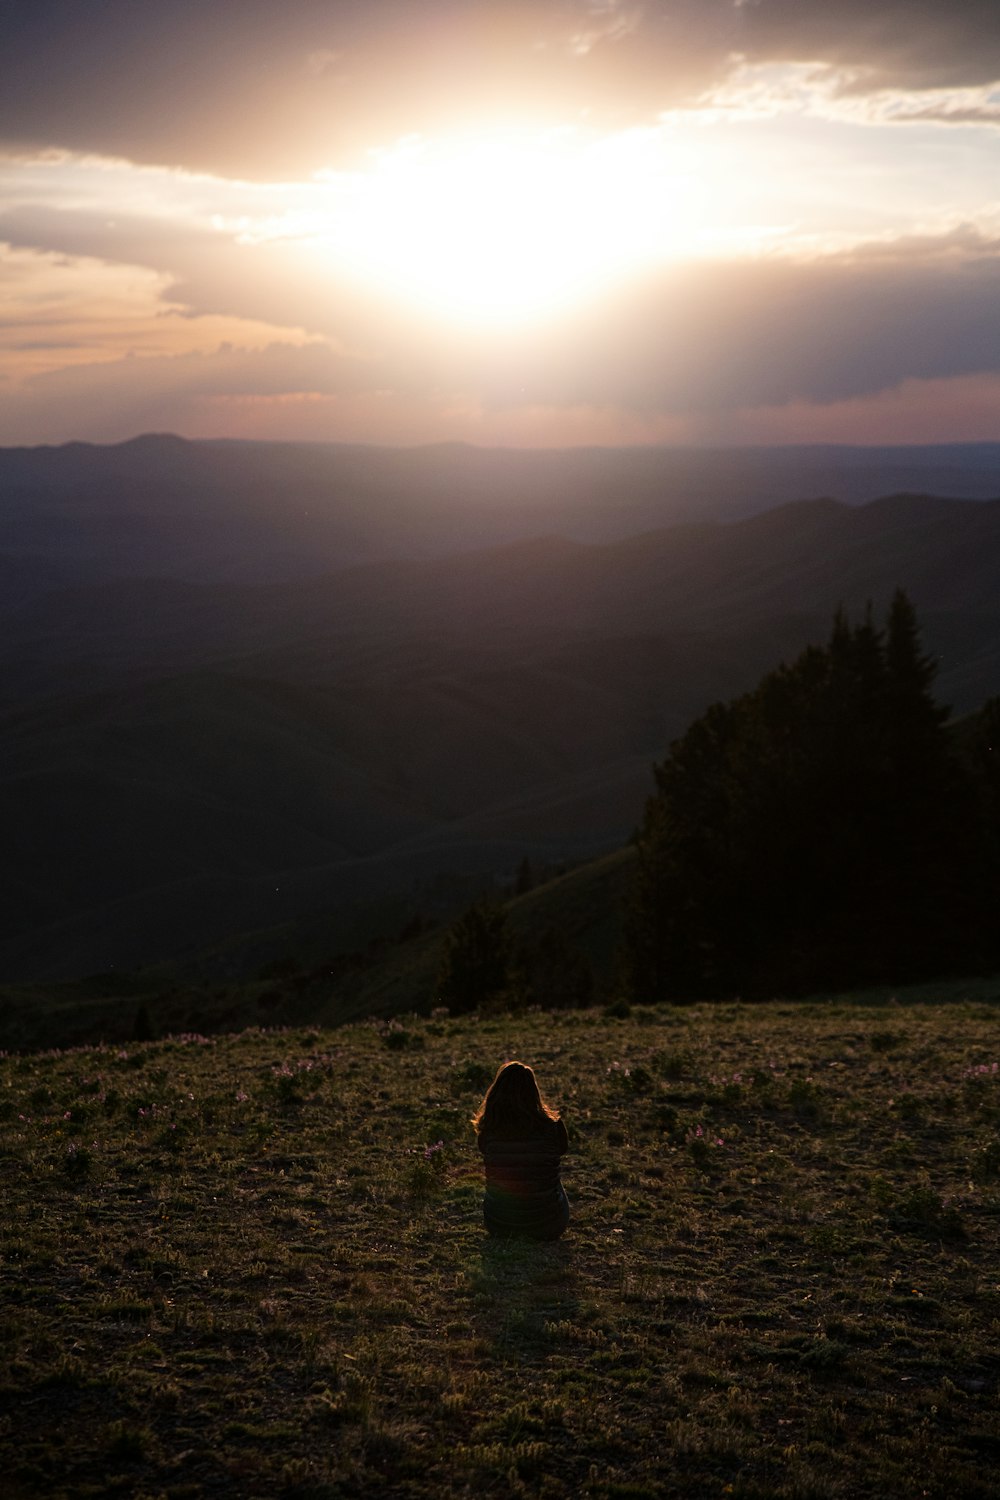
0;203;215;278
858;92;1000;129
0;339;369;444
716;372;1000;446
0;2;726;177
2;3;998;178
736;1;1000;94
476;242;1000;413
8;328;1000;450
5;159;1000;434
5;220;1000;443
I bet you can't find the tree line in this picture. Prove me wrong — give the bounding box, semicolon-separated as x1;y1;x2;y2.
623;590;1000;998
435;592;1000;1007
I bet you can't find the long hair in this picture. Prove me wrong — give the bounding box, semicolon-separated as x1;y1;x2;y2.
471;1060;559;1139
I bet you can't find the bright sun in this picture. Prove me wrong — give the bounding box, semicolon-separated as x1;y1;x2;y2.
311;128;708;329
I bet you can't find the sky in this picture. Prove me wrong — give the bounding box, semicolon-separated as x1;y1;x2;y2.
1;0;1000;449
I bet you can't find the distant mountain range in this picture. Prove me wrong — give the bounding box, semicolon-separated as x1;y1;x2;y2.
4;432;1000;601
2;435;999;982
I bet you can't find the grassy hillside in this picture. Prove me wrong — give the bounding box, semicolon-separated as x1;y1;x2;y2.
312;847;637;1027
2;989;1000;1498
0;847;636;1052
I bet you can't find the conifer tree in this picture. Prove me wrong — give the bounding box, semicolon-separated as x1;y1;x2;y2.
518;923;594;1010
885;587;945;723
877;588;969;958
958;697;1000;953
435;899;512;1013
623;595;980;1000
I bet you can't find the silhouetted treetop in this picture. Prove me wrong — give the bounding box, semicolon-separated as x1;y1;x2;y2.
623;593;998;1001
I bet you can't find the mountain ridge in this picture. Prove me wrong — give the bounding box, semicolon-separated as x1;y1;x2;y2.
3;467;1000;982
4;433;1000;603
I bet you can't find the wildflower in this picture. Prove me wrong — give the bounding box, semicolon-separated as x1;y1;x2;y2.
964;1061;999;1079
236;1090;249;1103
424;1140;445;1160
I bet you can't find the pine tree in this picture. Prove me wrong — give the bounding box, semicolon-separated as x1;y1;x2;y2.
518;923;594;1010
885;587;945;724
435;899;512;1013
622;596;978;999
875;588;970;963
958;697;1000;960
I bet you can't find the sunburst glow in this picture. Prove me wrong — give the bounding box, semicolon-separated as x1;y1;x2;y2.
311;129;710;328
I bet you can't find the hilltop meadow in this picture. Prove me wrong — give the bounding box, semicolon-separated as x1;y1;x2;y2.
3;985;1000;1499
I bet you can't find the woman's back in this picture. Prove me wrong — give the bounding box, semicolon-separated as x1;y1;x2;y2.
473;1063;569;1241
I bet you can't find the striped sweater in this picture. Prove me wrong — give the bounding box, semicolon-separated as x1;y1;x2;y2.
478;1116;569;1234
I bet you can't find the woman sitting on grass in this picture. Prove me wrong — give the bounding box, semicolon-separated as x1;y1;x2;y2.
472;1060;569;1241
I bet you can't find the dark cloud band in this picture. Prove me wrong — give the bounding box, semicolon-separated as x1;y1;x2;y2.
1;2;998;176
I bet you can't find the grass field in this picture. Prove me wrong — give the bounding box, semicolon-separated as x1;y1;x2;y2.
2;989;1000;1498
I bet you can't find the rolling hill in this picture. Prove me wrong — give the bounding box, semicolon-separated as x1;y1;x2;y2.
4;432;1000;601
2;436;1000;984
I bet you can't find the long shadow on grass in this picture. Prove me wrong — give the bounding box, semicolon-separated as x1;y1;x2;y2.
471;1237;579;1360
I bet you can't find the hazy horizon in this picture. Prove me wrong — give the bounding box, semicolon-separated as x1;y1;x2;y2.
8;430;1000;458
